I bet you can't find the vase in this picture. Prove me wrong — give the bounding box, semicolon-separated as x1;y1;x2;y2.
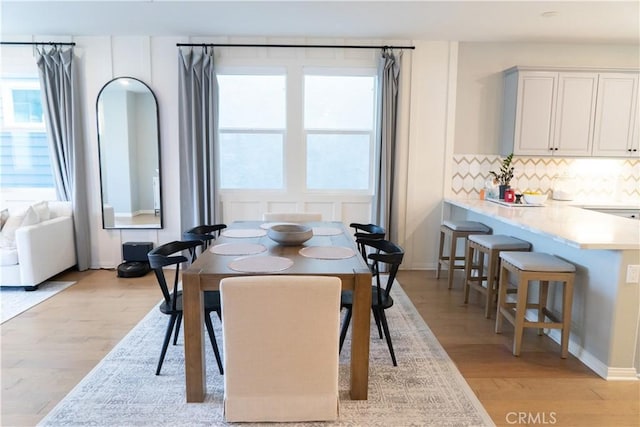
499;184;510;200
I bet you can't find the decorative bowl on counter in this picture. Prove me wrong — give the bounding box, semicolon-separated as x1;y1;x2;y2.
523;193;548;205
267;224;313;246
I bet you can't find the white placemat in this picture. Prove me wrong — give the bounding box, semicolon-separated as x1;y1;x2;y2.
221;228;267;238
228;256;294;273
210;243;267;256
312;226;343;236
298;246;356;259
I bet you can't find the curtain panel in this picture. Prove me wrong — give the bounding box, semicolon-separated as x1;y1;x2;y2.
37;46;90;271
178;47;219;232
373;48;402;243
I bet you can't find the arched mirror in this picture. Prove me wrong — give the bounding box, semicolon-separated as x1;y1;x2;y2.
96;77;162;229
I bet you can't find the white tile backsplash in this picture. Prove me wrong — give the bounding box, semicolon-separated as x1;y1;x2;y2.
451;155;640;203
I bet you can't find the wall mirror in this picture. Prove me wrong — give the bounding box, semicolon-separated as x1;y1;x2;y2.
96;77;162;229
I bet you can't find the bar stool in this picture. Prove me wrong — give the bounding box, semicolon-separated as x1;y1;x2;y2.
463;235;531;318
495;252;576;358
436;220;491;289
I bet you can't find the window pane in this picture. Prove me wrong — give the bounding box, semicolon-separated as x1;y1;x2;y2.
218;75;286;129
12;89;43;123
306;133;370;190
304;75;375;130
219;133;283;189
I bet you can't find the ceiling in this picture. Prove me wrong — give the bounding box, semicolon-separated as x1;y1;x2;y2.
2;1;639;44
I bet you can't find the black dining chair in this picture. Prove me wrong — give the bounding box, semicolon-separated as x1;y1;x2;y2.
182;224;227;263
349;223;385;261
148;240;224;375
339;238;404;366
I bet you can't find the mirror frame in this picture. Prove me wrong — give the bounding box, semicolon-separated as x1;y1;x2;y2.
96;76;163;229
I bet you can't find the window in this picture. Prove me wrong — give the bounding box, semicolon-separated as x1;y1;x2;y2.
0;78;56;203
304;73;376;190
217;67;378;193
217;73;286;189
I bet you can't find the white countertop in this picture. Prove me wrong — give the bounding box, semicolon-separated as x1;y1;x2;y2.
445;198;640;250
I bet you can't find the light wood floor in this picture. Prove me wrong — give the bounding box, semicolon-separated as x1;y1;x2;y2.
1;268;638;426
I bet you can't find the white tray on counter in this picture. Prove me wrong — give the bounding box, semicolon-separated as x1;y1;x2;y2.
487;198;545;207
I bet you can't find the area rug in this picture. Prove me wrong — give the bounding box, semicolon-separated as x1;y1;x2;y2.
0;281;76;324
39;282;495;426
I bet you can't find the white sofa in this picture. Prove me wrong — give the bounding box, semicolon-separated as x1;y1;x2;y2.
0;201;76;290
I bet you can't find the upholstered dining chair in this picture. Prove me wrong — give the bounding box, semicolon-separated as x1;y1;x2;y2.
182;223;227;263
147;240;224;375
220;275;341;422
262;212;322;222
349;223;386;260
339;238;404;366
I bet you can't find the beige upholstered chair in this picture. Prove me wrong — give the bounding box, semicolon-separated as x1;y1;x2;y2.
220;275;341;422
262;212;322;222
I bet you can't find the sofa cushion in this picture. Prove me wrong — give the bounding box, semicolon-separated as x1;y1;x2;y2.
0;209;9;230
31;201;50;222
0;246;18;266
0;206;39;247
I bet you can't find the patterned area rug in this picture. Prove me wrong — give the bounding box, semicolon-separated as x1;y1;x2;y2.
39;282;495;426
1;281;76;324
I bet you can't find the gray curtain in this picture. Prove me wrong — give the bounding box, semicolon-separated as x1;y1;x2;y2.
373;48;402;242
37;46;90;271
178;47;218;232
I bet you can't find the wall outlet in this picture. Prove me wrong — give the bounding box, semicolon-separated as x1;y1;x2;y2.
626;265;640;283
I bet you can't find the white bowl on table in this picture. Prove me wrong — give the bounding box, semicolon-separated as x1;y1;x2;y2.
523;193;548;205
267;224;313;246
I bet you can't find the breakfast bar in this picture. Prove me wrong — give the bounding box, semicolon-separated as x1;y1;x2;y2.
444;198;640;380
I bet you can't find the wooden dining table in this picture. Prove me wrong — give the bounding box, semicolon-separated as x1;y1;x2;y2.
181;221;372;402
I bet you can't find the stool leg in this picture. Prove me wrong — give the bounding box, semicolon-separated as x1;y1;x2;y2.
495;264;509;334
513;279;529;357
447;235;457;289
538;280;550;336
463;244;474;304
436;230;445;279
485;251;498;319
561;278;575;359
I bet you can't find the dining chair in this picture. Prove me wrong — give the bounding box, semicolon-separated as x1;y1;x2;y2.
262;212;322;222
349;223;385;260
147;240;224;375
339;238;404;366
220;275;341;422
182;223;227;263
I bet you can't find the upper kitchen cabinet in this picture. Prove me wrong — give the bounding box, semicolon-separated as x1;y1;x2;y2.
501;67;639;158
591;73;639;157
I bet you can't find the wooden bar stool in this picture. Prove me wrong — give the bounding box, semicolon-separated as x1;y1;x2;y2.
495;252;576;358
463;235;531;318
436;220;491;289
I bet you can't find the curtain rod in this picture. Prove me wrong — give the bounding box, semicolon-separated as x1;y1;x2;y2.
176;42;414;50
0;41;76;46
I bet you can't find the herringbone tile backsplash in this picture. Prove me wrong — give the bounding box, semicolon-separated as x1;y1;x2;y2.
451;155;640;203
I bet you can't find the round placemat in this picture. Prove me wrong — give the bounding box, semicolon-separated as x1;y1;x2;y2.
228;255;294;273
221;228;267;238
210;243;267;256
312;226;343;236
298;246;355;259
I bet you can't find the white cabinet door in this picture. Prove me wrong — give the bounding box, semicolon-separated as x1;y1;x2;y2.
592;73;639;157
553;73;598;156
506;71;557;156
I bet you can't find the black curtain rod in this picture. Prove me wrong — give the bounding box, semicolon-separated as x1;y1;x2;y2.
0;41;76;46
176;42;414;50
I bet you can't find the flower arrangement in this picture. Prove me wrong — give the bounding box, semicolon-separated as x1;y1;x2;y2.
490;153;514;186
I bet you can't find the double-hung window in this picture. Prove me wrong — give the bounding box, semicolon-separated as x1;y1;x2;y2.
216;64;378;195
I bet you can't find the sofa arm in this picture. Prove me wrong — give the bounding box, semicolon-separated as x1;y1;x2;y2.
14;216;77;286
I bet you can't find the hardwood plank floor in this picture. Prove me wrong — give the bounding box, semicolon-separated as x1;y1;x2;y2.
1;268;638;426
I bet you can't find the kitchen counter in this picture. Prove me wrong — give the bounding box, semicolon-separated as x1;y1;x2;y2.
446;198;639;250
443;197;640;381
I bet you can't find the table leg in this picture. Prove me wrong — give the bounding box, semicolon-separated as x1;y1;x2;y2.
182;271;206;402
350;270;371;400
